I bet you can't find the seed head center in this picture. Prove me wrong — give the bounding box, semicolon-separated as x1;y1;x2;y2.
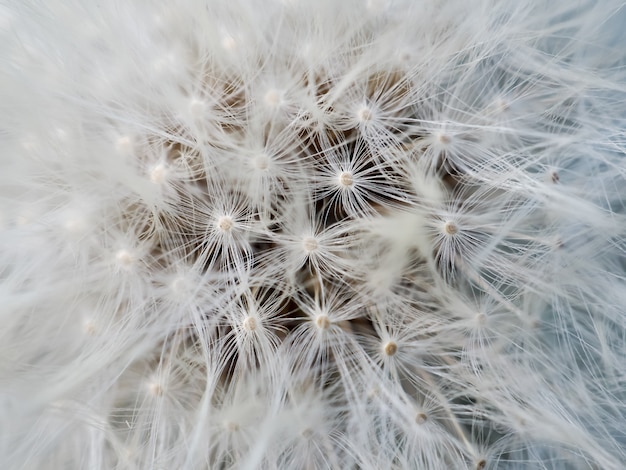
383;341;398;356
338;171;353;187
217;216;234;232
315;314;330;330
243;316;257;331
302;236;318;253
443;221;458;235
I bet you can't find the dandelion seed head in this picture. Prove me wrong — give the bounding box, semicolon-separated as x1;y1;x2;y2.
338;171;354;188
217;216;234;233
224;421;240;432
63;217;87;234
253;153;270;171
416;412;428;425
170;276;190;296
188;99;205;118
242;316;257;332
263;89;283;108
315;314;330;330
4;1;626;468
443;220;458;236
115;249;135;268
82;319;98;336
383;340;397;356
436;132;451;146
147;380;165;397
550;170;560;183
149;163;168;184
302;236;318;253
115;136;133;155
356;105;373;123
221;34;237;52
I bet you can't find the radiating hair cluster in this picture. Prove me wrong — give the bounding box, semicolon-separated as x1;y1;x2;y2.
1;0;626;469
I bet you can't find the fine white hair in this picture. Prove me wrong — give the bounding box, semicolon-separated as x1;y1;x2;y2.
1;1;626;469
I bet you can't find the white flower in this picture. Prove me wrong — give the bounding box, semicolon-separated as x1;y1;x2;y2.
2;0;626;469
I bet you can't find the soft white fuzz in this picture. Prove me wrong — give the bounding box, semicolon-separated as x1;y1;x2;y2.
1;1;626;468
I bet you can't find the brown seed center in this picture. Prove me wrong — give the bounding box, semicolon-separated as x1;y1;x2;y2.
339;171;353;187
383;341;398;356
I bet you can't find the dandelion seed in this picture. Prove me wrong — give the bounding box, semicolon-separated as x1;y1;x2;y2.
189;99;205;118
253;154;270;171
551;171;560;183
147;380;165;397
149;163;168;184
436;132;451;146
115;136;133;155
416;412;428;425
263;89;283;108
82;319;97;336
221;35;237;51
242;316;257;332
224;421;240;432
3;1;626;469
443;220;458;236
302;236;318;253
338;171;353;188
383;341;397;356
217;216;234;233
356;105;373;123
315;314;330;330
115;249;135;268
64;217;86;234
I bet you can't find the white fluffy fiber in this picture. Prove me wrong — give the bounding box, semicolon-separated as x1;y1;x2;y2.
1;1;626;469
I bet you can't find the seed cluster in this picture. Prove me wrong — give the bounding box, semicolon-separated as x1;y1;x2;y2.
2;1;625;469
